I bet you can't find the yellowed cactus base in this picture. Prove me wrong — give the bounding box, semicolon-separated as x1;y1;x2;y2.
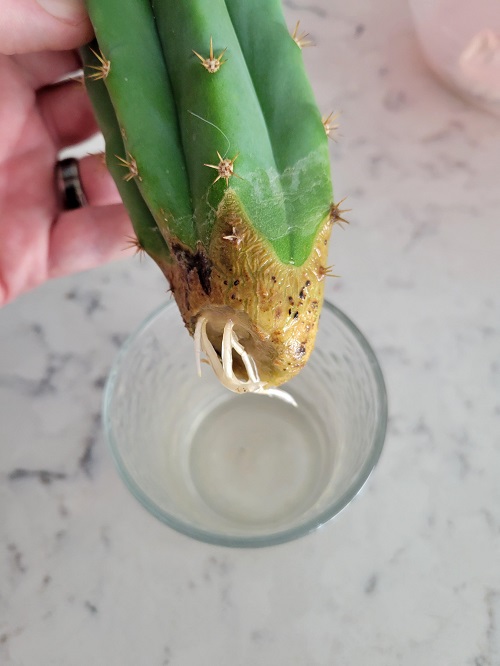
163;192;333;390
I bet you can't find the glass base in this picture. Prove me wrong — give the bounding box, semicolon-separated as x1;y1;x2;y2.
185;393;333;528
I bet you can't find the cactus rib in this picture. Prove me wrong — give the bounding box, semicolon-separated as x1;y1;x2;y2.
84;0;194;247
81;43;172;272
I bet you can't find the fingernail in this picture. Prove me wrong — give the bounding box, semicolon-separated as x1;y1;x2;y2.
37;0;86;21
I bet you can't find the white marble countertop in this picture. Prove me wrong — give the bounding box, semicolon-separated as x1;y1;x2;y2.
1;0;500;663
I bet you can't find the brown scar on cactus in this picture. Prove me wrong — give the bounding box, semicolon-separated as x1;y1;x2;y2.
116;153;140;182
291;21;314;49
86;48;110;81
323;111;340;140
193;36;227;74
204;152;241;186
329;197;351;228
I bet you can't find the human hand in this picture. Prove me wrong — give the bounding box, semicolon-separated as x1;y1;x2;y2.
0;0;134;306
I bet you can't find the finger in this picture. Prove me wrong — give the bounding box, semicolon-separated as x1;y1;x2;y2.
48;203;134;279
12;50;82;89
78;154;122;207
38;79;98;149
1;0;92;55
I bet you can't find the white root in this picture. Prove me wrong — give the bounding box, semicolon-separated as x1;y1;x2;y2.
193;315;298;406
194;317;204;377
222;319;234;380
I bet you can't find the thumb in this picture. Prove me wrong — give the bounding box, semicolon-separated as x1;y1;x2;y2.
0;0;93;55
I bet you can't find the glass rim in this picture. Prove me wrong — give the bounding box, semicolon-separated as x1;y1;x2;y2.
103;299;388;548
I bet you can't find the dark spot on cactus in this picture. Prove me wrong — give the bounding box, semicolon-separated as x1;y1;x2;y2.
305;280;311;287
271;276;276;283
293;311;299;319
288;296;294;304
223;280;228;285
297;344;306;356
288;308;292;315
231;293;236;300
299;288;305;300
234;279;239;286
194;250;212;295
171;242;212;295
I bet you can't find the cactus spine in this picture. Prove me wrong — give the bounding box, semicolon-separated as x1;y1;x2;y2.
83;0;336;391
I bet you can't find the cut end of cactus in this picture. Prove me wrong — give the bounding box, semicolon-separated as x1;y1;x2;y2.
162;197;334;390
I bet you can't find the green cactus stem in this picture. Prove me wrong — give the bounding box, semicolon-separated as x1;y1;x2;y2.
81;46;172;273
83;0;336;391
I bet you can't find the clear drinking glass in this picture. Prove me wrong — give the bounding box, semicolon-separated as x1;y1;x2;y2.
409;0;500;116
103;300;387;547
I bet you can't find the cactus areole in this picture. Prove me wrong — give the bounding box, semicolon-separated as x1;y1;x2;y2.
83;0;339;393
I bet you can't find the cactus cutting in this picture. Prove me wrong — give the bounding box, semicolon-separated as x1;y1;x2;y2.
82;0;338;393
